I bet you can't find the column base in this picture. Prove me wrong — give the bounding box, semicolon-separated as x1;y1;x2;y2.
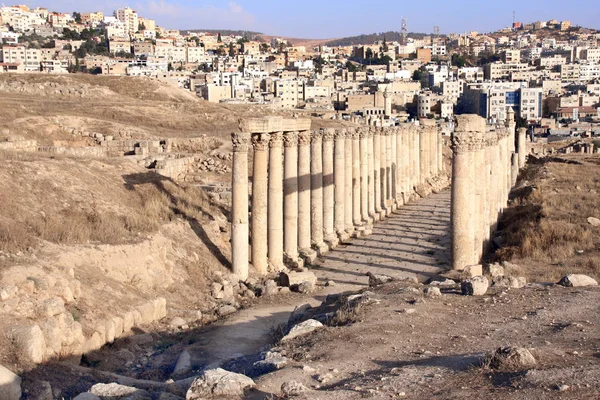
378;209;388;220
362;216;373;225
268;261;286;273
345;225;355;236
370;212;380;223
284;253;305;270
312;242;330;257
353;224;373;238
299;248;318;265
324;233;340;249
337;230;352;244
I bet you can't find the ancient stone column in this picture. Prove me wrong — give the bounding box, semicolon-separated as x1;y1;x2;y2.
373;128;382;217
297;130;316;263
419;127;429;184
517;127;527;169
344;129;354;235
367;128;377;221
352;128;362;226
322;128;339;248
413;126;421;189
451;115;485;270
438;133;444;174
395;126;404;206
310;130;328;255
386;128;393;211
511;152;519;187
432;127;439;177
231;132;250;280
268;131;284;271
283;131;301;268
391;127;398;209
334;129;349;242
380;129;389;217
251;132;270;275
472;138;485;261
359;128;371;223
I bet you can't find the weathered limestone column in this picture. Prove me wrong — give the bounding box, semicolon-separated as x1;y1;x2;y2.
231;132;250;280
483;135;493;251
334;129;349;242
380;129;389;217
437;133;444;174
310;130;328;255
517;127;527;169
283;131;302;268
344;129;354;235
251;132;270;275
352;128;362;226
367;128;377;221
431;126;439;177
268;131;284;270
511;152;519;186
359;128;371;224
412;126;421;189
472;137;485;261
451;115;484;270
419;126;429;184
386;127;393;211
297;130;316;263
391;127;399;209
395;126;404;206
322;129;339;248
373;128;382;217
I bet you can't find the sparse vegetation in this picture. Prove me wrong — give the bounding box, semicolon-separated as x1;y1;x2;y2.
495;154;600;282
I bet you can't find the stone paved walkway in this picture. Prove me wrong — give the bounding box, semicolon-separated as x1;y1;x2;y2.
312;190;451;289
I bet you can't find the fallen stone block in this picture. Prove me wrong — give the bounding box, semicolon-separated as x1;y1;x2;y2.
558;274;598;287
186;368;255;399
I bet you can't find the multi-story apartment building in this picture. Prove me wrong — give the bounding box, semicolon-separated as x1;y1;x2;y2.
274;79;305;108
81;12;104;27
154;45;186;63
503;49;521;63
0;45;41;71
484;62;530;81
461;82;529;122
115;7;139;36
519;88;543;121
581;48;600;63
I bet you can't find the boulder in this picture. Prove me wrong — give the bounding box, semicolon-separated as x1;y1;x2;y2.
492;276;527;289
558;274;598;287
0;364;21;400
367;272;393;286
281;319;323;342
486;263;505;278
280;380;309;397
90;382;151;399
587;217;600;227
186;368;255;399
279;271;317;288
423;287;442;297
463;265;483;278
294;281;314;294
39;297;66;318
461;276;489;296
489;347;536;370
10;324;46;364
253;351;288;373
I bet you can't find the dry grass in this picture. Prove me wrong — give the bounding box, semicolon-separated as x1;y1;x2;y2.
495;153;600;282
0;155;216;255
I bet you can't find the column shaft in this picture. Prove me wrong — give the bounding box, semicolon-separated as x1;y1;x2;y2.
373;129;382;215
298;131;316;262
352;129;362;225
310;131;327;254
268;132;284;270
344;131;354;233
322;129;338;248
231;132;250;280
367;128;376;219
360;128;370;222
283;131;300;266
251;133;269;275
334;129;347;240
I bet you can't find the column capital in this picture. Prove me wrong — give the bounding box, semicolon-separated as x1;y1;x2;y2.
232;132;250;152
298;130;311;146
322;128;335;142
310;130;322;144
517;127;527;135
347;128;359;140
334;128;346;140
269;131;283;148
251;132;270;151
370;126;380;136
484;132;498;147
381;128;390;137
283;131;299;147
359;127;370;139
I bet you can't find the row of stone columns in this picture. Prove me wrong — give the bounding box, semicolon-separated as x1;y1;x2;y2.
451;114;521;271
231;117;444;280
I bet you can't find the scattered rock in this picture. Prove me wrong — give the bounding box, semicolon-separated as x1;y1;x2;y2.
280;271;317;288
346;291;379;306
492;276;527;289
486;263;505;278
39;297;66;317
367;272;393;286
558;274;598;287
90;382;151;399
169;317;187;328
217;305;237;317
587;217;600;227
325;280;336;287
429;278;456;287
423;287;442;297
280;380;309;397
294;281;315;294
264;280;279;296
281;319;323;342
253;351;288;372
461;276;489;296
10;324;46;364
0;364;21;400
186;368;255;399
489;347;536;370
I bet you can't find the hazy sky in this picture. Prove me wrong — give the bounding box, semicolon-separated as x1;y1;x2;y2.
18;0;600;38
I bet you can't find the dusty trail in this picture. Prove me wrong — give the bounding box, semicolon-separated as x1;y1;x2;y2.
179;191;451;372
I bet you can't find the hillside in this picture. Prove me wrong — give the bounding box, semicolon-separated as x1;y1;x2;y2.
326;31;432;47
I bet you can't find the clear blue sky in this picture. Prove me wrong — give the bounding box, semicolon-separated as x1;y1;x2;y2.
20;0;600;38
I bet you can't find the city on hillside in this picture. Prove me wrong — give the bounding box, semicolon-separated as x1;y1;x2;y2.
2;5;600;138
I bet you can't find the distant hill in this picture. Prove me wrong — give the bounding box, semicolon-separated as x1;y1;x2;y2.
181;29;263;40
326;31;435;47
